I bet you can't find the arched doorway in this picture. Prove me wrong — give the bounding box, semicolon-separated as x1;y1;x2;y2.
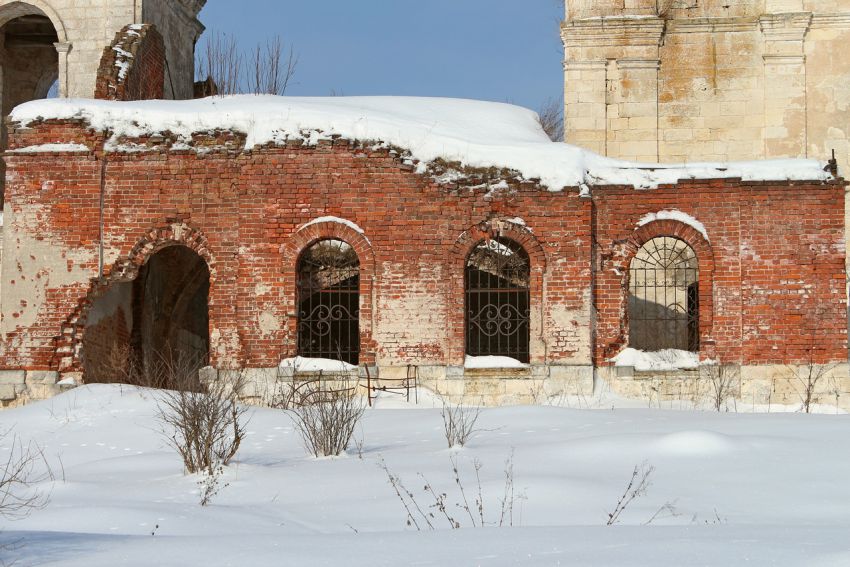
132;245;211;378
82;245;211;385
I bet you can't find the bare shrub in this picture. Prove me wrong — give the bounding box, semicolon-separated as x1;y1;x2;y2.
289;388;365;458
196;30;297;96
606;462;654;525
537;97;564;142
380;452;520;530
789;358;839;413
249;35;298;96
84;341;135;385
156;354;248;474
196;31;242;95
440;397;482;448
0;431;50;520
701;363;740;411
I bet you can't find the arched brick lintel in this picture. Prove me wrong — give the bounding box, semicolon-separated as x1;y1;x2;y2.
614;219;716;359
447;218;548;364
282;219;377;365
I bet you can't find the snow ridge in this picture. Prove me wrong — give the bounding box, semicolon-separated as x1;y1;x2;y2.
9;96;833;190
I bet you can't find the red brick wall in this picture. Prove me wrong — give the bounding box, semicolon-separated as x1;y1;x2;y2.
2;126;592;374
1;120;845;376
592;180;847;366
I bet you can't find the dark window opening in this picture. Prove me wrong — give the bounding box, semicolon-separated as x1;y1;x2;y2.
465;237;531;363
297;239;361;365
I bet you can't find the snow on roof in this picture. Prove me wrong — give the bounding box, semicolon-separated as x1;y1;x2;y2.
9;95;833;190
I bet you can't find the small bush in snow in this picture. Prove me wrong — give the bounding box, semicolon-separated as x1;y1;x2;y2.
700;363;740;412
440;397;482;448
289;389;365;458
198;463;229;507
787;357;838;414
156;354;248;474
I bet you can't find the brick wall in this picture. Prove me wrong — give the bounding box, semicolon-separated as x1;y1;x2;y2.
0;120;845;386
592;179;847;366
0;122;593;375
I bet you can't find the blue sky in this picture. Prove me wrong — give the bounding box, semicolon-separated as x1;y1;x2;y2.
198;1;564;112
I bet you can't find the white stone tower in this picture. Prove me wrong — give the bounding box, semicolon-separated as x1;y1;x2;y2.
561;0;850;174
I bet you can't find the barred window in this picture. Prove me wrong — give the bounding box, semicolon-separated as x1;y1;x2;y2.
628;236;699;352
465;238;530;363
297;239;360;364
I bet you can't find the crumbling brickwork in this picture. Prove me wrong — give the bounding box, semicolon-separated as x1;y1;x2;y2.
0;118;846;406
94;24;165;101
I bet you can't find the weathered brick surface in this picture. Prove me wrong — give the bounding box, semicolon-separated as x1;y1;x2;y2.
94;24;165;101
0;124;593;375
592;180;847;366
0;121;845;388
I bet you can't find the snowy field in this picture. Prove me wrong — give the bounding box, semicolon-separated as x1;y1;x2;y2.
2;384;850;566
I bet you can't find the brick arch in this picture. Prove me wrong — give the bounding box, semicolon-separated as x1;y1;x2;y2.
607;219;715;361
53;222;216;374
447;218;548;364
0;1;68;42
282;219;376;364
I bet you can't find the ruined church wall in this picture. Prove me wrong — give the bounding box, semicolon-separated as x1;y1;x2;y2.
0;0;203;102
562;3;850;174
0;120;594;406
1;120;845;406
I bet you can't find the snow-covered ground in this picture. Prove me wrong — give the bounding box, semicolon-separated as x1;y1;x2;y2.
2;385;850;566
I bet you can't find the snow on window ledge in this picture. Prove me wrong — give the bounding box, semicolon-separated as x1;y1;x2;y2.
611;348;700;372
464;355;529;370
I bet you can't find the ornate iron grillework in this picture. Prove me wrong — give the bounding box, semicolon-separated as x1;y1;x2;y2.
628;236;699;352
297;239;360;365
465;237;531;363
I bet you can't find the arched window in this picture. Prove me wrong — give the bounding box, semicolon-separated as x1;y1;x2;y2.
628;236;699;352
465;237;530;363
297;239;360;364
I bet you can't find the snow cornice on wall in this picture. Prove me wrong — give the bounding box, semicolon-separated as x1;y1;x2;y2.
7;95;836;191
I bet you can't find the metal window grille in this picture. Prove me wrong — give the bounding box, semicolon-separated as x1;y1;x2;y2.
628;236;700;352
465;237;531;363
297;239;360;364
